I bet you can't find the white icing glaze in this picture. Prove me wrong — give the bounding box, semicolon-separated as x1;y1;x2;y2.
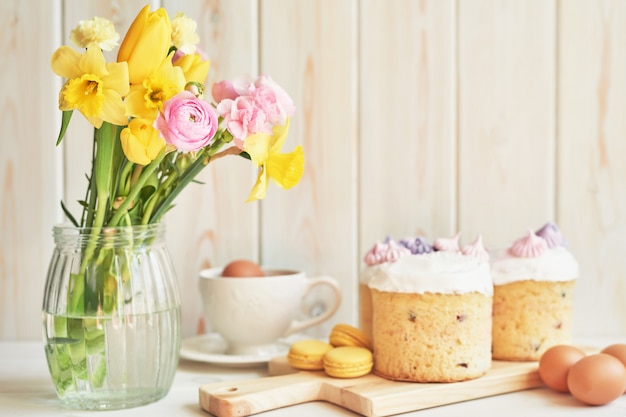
360;264;380;285
490;246;579;285
367;251;493;295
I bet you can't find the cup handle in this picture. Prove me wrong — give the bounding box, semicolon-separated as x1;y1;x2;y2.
284;276;342;336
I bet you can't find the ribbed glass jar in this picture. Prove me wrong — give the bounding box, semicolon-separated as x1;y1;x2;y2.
42;223;181;410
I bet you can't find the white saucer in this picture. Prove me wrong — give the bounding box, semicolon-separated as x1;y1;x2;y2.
180;333;304;368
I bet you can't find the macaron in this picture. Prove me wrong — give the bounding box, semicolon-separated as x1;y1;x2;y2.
323;346;373;378
287;339;334;370
329;323;373;351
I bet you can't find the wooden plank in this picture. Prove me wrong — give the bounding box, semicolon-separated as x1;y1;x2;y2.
457;0;557;250
359;0;457;250
161;0;260;337
258;0;359;335
558;0;626;336
199;360;542;417
0;0;63;339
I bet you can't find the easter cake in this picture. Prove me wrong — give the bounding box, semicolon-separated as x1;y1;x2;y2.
367;234;493;382
490;223;579;361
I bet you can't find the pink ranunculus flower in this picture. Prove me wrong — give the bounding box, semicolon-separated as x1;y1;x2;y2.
212;75;296;148
156;91;218;152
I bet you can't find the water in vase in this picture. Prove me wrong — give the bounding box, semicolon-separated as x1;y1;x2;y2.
42;307;180;410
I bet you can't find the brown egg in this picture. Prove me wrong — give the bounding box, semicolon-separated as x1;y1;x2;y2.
601;344;626;393
538;345;586;392
602;344;626;366
567;353;626;405
221;259;265;278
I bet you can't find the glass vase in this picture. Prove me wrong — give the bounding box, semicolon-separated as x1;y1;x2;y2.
41;223;181;410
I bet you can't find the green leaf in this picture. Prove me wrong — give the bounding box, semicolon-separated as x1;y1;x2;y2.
142;170;159;196
115;160;134;197
60;200;80;227
56;111;73;146
238;151;251;160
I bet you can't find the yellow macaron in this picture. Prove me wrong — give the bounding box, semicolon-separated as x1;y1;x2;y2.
329;323;373;351
287;339;334;370
323;346;373;378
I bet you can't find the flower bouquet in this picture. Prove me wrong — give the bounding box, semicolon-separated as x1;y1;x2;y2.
43;4;303;409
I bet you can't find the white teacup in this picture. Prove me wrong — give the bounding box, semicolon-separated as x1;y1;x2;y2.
198;267;342;355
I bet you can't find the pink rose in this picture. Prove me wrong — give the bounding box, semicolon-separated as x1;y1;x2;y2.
212;75;295;146
156;91;218;152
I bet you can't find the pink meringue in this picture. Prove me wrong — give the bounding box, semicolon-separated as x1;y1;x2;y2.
434;232;461;252
509;230;548;258
363;238;410;266
461;235;489;262
535;222;568;248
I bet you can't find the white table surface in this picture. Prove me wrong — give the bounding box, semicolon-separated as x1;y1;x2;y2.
3;340;626;416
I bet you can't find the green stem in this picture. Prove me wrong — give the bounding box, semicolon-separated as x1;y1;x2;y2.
83;129;99;227
79;125;116;270
140;163;180;224
141;193;160;225
107;149;167;227
69;124;117;315
148;137;237;224
148;151;210;224
149;141;241;223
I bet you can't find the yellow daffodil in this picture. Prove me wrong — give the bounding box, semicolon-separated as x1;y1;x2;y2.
124;54;186;121
174;52;210;85
117;5;171;85
243;120;304;202
120;118;165;165
51;44;129;128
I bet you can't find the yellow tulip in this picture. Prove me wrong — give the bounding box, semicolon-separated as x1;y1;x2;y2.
120;118;165;165
244;120;304;202
174;52;210;85
51;44;129;128
117;5;172;85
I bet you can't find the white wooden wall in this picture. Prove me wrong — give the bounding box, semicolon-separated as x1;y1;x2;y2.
2;0;626;341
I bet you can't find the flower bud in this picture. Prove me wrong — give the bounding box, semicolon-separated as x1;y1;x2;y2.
185;81;205;99
120;118;166;165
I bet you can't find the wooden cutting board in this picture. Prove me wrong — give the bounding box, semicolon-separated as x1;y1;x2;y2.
199;358;543;417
